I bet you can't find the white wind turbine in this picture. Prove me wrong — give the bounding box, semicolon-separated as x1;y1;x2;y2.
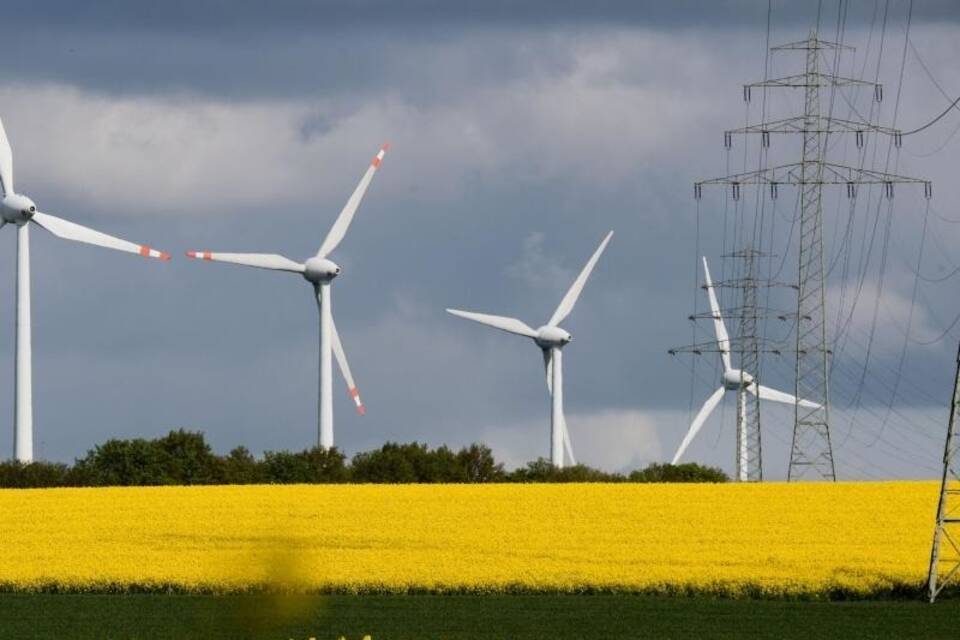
186;144;389;450
0;115;170;463
672;256;820;479
447;231;613;468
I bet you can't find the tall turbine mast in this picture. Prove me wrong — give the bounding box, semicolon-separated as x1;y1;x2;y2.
928;342;960;602
695;31;932;481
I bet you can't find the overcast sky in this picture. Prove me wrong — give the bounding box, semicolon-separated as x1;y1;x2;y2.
1;0;958;479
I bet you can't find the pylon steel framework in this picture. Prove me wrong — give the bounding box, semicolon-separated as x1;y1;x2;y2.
928;342;960;602
695;31;931;481
735;248;762;482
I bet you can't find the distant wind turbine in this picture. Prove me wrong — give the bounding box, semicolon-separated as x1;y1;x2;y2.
447;231;613;468
0;115;171;463
186;144;389;450
672;257;820;478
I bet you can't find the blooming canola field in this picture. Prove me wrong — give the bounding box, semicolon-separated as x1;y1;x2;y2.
0;482;940;597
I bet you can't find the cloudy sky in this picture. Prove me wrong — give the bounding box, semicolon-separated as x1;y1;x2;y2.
1;0;958;479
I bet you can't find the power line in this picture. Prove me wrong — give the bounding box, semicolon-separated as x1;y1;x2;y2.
900;37;960;136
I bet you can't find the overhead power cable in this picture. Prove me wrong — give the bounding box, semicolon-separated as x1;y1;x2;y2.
899;37;960;136
900;94;960;136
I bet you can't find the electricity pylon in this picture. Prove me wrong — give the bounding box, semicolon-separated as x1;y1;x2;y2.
696;31;932;481
928;342;960;602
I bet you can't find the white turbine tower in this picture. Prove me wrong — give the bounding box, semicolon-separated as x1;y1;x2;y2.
0;116;170;463
447;231;613;468
186;144;388;450
672;256;820;479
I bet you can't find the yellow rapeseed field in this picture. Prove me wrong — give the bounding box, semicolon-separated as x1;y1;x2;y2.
0;482;941;596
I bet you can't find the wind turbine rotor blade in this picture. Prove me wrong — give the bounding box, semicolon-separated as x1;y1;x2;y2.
548;231;613;327
561;415;576;466
330;317;365;415
316;143;390;259
0;116;12;196
671;386;725;464
446;308;538;338
541;347;575;464
748;383;821;409
542;347;553;393
185;251;305;273
31;212;170;260
702;257;732;372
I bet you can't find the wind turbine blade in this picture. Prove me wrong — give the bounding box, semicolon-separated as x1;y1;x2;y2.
671;386;725;464
0;116;12;196
748;383;821;409
548;231;613;327
542;347;553;393
185;251;305;273
330;316;365;415
561;416;576;466
31;212;170;260
542;347;576;465
316;143;389;259
446;308;538;338
702;257;732;372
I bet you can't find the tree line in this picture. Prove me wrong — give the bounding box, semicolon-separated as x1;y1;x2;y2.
0;429;728;488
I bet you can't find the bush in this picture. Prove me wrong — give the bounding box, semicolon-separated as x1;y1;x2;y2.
222;446;266;484
509;458;624;483
262;446;348;483
0;460;71;488
629;462;728;483
351;442;507;483
0;430;728;487
70;429;226;486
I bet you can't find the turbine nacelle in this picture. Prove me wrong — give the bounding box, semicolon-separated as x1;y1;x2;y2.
535;325;572;349
303;257;341;284
1;193;36;225
723;368;754;390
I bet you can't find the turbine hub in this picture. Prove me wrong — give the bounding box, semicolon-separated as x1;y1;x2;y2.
303;257;341;284
723;368;754;390
535;325;572;348
1;193;37;225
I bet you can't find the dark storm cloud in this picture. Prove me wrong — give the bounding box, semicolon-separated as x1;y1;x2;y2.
0;1;947;99
4;0;955;32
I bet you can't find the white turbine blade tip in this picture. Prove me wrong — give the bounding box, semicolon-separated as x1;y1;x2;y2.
371;142;390;168
350;387;366;415
140;246;171;261
185;250;211;260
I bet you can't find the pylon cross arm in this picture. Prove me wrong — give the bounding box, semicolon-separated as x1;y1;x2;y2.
696;162;929;188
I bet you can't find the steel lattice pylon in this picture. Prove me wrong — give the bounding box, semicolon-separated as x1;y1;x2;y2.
696;31;932;481
789;36;835;481
928;343;960;602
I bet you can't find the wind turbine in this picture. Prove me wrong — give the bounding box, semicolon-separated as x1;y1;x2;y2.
0;115;170;463
186;144;388;450
447;231;613;468
672;256;820;479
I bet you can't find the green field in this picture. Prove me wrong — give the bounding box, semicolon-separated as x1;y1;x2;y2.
0;593;957;639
